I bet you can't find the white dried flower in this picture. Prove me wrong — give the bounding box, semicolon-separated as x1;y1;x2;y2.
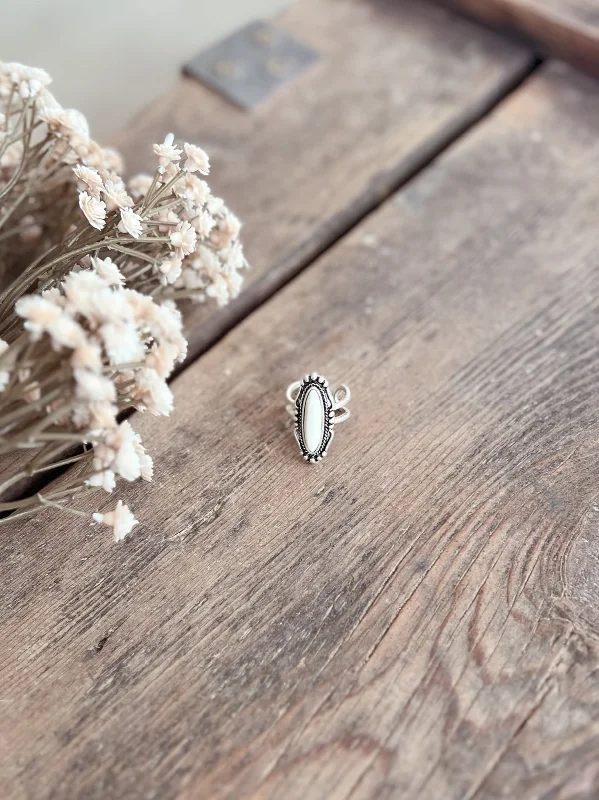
193;209;215;238
93;500;138;542
74;368;117;405
103;176;132;211
133;433;153;481
99;147;124;174
73;368;116;404
91;256;125;287
93;421;142;481
92;404;119;429
86;470;116;493
145;341;181;379
15;295;62;340
131;367;174;416
223;240;247;272
153;133;182;168
4;62;51;99
206;273;231;308
179;268;206;295
78;190;106;230
73;165;104;197
183;143;210;175
118;207;143;239
207;195;225;216
211;211;241;249
71;341;103;372
196;244;221;279
170;220;196;257
41;287;63;305
159;256;183;285
100;321;145;365
227;269;243;298
43;107;89;141
159;160;180;185
47;314;87;350
62;269;111;319
128;173;153;199
174;174;210;206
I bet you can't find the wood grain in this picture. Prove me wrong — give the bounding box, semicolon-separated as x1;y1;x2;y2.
0;0;533;502
436;0;599;77
3;60;599;798
112;0;533;364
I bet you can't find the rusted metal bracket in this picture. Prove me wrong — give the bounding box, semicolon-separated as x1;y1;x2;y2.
183;20;320;110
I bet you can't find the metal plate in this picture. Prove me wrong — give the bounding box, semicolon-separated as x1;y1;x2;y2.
183;20;320;110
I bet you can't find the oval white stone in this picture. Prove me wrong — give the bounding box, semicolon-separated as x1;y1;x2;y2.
302;386;325;454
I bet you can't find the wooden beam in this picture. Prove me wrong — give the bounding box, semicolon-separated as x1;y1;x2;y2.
436;0;599;77
3;61;599;797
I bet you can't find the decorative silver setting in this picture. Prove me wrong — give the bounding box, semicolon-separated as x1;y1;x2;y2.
286;372;351;463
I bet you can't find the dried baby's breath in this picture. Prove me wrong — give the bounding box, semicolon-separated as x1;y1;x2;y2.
0;61;248;540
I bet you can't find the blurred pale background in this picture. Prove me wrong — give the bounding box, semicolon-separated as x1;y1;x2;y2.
0;0;288;139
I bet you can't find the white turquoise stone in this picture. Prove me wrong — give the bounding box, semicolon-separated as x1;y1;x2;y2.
302;386;325;454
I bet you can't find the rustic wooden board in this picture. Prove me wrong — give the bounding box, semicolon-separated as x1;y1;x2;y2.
112;0;533;364
0;0;533;503
3;60;599;798
437;0;599;77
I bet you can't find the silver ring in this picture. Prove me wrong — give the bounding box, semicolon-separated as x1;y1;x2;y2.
286;372;351;463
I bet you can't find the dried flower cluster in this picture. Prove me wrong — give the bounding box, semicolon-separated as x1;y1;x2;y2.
0;62;247;540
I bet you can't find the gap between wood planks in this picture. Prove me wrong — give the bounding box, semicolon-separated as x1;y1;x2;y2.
174;61;544;379
0;56;542;511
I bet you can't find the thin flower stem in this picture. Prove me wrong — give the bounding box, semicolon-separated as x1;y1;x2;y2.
0;102;37;204
0;386;63;431
0;94;24;162
22;400;79;441
0;138;61;230
140;171;160;214
147;170;185;208
23;432;92;445
1;234;168;316
104;360;145;373
0;504;61;524
126;263;156;281
31;450;92;473
37;494;89;517
0;470;27;496
0;481;90;512
143;198;182;218
26;440;79;472
108;245;160;265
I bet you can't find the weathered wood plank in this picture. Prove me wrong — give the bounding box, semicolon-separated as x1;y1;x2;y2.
112;0;533;363
437;0;599;77
0;0;533;502
4;60;599;799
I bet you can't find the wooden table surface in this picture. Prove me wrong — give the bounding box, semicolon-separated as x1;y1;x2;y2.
3;1;599;798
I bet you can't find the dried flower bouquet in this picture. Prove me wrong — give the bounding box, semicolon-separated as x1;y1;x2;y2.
0;62;247;540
